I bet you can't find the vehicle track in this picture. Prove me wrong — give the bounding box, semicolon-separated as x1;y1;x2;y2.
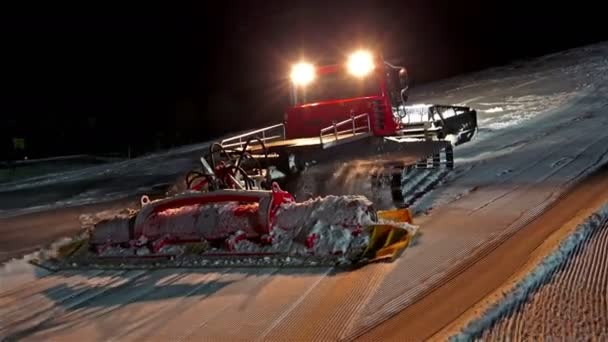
354;149;608;341
1;270;148;339
480;217;608;340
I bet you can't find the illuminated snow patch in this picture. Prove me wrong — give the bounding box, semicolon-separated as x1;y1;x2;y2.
483;107;504;113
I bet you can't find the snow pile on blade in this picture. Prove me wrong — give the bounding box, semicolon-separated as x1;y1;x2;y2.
33;185;417;269
239;195;379;257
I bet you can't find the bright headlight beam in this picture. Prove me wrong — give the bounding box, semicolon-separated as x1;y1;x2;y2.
347;50;374;77
290;62;315;85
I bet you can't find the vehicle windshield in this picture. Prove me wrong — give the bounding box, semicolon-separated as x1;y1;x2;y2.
292;71;380;105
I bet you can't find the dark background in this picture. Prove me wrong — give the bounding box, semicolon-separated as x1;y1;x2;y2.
1;0;606;160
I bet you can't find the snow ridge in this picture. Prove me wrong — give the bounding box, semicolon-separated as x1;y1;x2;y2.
450;202;608;341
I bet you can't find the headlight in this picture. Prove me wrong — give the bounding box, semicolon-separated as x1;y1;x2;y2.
347;50;374;77
290;62;315;86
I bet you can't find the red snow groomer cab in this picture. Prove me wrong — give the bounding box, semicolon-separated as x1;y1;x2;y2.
192;50;478;204
282;50;476;143
288;52;415;139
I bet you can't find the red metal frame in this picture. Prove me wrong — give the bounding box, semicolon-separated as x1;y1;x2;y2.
130;183;295;253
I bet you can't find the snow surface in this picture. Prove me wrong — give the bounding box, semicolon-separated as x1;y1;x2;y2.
0;142;216;218
3;42;608;341
482;107;503;113
340;41;608;339
451;203;608;341
479;211;608;340
0;253;50;294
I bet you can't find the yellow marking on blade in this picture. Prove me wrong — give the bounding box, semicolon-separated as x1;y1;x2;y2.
377;208;413;223
361;208;416;262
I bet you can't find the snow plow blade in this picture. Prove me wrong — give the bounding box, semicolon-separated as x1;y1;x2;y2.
362;209;415;262
32;185;419;270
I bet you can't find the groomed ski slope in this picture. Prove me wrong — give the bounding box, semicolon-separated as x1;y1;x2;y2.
465;204;608;341
2;41;608;340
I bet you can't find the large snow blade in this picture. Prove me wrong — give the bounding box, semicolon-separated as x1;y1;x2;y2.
33;184;418;270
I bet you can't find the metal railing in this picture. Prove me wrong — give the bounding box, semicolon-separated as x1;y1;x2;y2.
319;113;371;146
220;123;286;149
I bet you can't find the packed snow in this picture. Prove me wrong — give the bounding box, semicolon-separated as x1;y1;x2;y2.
451;203;608;341
482;107;503;113
3;42;608;341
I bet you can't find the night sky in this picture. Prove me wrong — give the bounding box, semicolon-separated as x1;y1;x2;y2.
1;0;606;159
